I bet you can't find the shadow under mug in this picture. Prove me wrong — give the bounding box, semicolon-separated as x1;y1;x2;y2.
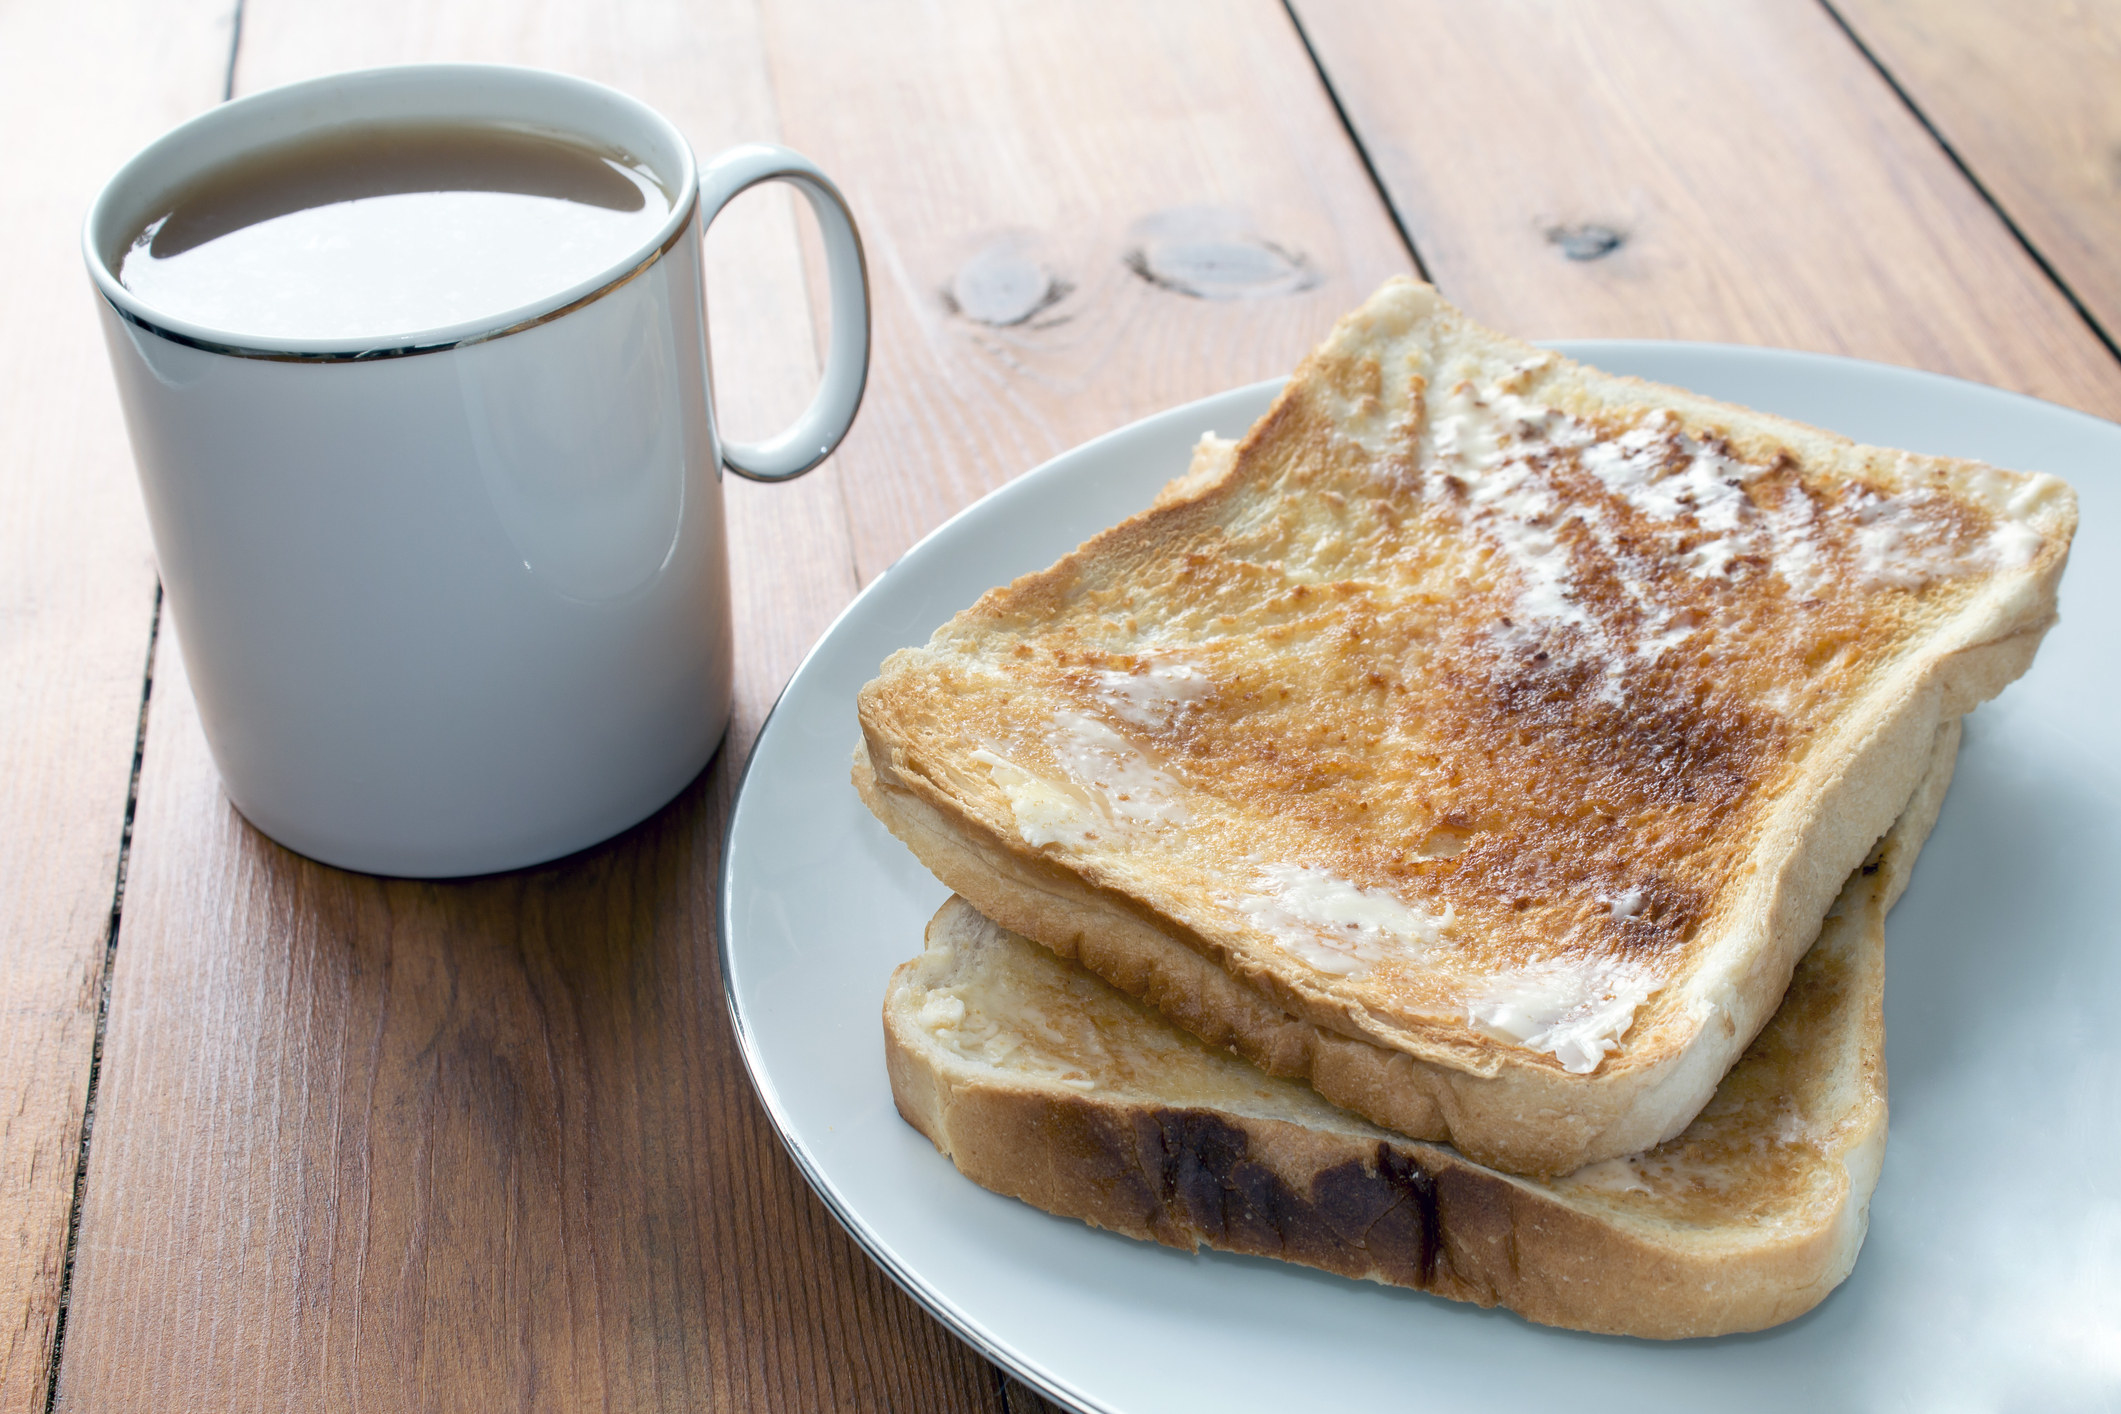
82;63;869;878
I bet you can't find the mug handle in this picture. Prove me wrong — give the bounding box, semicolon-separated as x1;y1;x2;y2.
694;144;871;483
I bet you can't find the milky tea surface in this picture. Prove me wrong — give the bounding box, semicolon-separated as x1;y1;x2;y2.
116;122;674;342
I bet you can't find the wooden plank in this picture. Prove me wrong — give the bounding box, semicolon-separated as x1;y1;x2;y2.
1288;0;2121;420
1830;0;2121;353
49;2;984;1410
0;0;235;1406
753;0;1418;583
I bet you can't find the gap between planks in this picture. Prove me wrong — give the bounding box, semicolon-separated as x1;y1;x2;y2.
1818;0;2121;369
40;589;161;1414
1276;0;1431;283
40;16;241;1411
1287;0;2121;388
1284;0;2121;418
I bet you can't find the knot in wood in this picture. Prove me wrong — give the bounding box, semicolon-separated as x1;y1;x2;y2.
1546;223;1626;261
1125;207;1318;299
946;242;1061;326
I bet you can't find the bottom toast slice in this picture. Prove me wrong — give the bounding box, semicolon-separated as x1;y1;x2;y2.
882;724;1957;1339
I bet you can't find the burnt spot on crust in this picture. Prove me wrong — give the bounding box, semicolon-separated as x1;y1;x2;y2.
1129;1110;1440;1288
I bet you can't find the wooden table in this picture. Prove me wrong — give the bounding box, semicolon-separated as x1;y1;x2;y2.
4;2;2117;1409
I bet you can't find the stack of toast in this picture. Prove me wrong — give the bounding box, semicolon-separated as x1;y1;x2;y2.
853;280;2075;1337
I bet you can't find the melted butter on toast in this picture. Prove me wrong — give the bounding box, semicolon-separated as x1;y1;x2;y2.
863;281;2069;1080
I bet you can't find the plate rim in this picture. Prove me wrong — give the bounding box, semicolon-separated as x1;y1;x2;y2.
716;343;2115;1414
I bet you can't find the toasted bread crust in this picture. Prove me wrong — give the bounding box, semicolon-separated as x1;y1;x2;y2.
883;727;1953;1337
857;280;2070;1174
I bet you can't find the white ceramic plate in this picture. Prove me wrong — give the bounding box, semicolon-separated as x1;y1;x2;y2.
721;346;2121;1413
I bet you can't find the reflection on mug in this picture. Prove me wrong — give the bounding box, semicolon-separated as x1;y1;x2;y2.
459;264;690;604
111;312;215;391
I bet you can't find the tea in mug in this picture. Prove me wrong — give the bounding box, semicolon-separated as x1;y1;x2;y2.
115;121;675;342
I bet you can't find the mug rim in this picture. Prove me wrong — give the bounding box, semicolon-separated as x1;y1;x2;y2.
81;62;703;362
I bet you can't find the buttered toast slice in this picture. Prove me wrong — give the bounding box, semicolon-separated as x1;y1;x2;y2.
884;725;1956;1339
857;278;2072;1176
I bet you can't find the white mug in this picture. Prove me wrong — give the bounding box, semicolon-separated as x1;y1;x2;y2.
83;64;869;877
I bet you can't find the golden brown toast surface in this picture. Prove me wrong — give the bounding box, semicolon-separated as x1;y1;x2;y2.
859;279;2070;1171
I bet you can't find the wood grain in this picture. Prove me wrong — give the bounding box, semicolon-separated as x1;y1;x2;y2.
753;0;1417;583
1831;0;2121;352
1289;0;2121;420
1001;1374;1072;1414
57;635;996;1413
48;1;986;1410
0;1;235;1406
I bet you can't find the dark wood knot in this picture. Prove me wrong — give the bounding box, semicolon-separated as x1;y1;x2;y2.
1546;223;1626;261
1125;207;1318;299
944;241;1067;326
